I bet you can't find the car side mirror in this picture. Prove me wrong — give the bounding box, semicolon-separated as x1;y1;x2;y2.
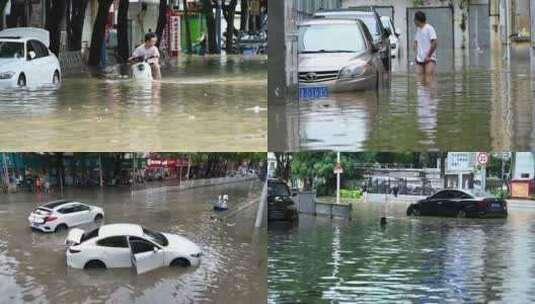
28;51;36;60
153;247;159;252
384;28;392;37
395;28;401;37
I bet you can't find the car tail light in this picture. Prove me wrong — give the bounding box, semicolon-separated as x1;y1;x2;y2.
44;215;57;222
68;248;81;254
475;200;488;209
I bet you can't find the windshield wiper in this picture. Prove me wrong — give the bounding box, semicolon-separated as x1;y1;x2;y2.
300;49;355;54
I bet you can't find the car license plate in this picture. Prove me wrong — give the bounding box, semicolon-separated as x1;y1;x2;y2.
299;86;328;101
491;203;501;209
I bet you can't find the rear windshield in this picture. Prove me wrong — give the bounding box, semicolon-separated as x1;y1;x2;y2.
43;200;69;209
0;41;24;59
143;228;169;247
81;228;99;243
298;24;366;53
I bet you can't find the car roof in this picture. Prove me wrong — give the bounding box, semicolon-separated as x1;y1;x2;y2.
42;199;74;209
299;18;360;26
98;224;143;238
0;36;26;41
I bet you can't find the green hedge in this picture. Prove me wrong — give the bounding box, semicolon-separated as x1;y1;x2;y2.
340;189;362;199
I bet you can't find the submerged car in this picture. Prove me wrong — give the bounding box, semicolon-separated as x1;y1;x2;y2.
380;16;401;58
406;189;508;218
314;8;392;71
0;27;61;88
28;199;104;232
268;178;298;222
298;19;385;96
65;223;202;274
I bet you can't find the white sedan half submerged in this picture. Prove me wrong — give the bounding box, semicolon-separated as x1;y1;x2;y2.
0;27;61;88
65;224;202;274
28;199;104;233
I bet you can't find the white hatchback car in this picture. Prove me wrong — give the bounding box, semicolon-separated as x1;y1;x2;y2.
0;27;61;88
28;199;104;233
65;224;202;274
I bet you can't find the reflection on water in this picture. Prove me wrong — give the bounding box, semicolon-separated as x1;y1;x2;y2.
276;44;535;151
268;202;535;303
0;180;266;303
0;56;267;151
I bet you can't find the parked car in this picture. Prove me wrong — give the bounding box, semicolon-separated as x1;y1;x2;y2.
406;189;508;218
268;178;298;222
298;19;385;96
0;27;61;88
28;199;104;233
380;16;401;58
65;223;202;274
314;8;392;71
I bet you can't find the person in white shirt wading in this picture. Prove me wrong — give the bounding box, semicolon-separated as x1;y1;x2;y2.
128;32;162;80
413;11;438;82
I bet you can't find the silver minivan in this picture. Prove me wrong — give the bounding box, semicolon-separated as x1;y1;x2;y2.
298;18;385;96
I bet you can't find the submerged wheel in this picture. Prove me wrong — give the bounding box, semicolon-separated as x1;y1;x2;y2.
94;214;103;223
84;260;106;269
170;258;191;268
408;207;420;216
52;70;61;85
17;73;26;87
457;210;466;218
54;224;68;232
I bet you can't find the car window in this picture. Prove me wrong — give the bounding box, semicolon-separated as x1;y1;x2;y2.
81;228;99;243
142;228;168;247
76;204;90;212
29;40;48;58
358;15;381;38
430;190;451;199
268;181;290;197
0;41;24;58
453;191;473;199
97;236;128;248
298;24;367;54
129;236;158;254
57;205;76;214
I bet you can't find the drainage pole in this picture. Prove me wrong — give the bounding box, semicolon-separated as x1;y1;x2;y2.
255;179;268;228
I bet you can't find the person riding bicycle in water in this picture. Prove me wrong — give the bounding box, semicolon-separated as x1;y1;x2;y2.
128;32;161;80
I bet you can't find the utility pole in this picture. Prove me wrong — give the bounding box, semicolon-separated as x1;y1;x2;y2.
99;153;103;188
216;0;222;53
336;152;341;204
255;179;267;228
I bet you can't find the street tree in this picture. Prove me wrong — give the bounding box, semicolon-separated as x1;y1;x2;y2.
155;0;168;48
222;0;238;54
201;0;218;54
66;0;89;51
117;0;130;62
45;0;66;56
88;0;113;66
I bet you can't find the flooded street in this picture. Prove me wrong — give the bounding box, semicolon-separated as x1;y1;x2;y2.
0;180;266;304
0;56;267;151
268;201;535;303
271;44;535;152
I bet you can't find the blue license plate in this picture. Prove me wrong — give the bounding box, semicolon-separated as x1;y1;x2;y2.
491;203;501;209
299;86;328;101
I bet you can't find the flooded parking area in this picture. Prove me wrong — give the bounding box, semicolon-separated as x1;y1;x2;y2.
271;45;535;152
0;56;267;151
0;180;266;303
268;201;535;303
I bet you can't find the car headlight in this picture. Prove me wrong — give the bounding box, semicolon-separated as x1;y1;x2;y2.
190;252;202;258
339;64;369;79
0;71;15;79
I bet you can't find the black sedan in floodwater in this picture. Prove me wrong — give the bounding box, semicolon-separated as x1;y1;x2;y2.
407;189;508;218
268;178;298;222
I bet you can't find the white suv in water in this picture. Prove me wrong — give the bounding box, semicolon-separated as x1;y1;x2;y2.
28;199;104;233
65;224;202;274
0;27;62;88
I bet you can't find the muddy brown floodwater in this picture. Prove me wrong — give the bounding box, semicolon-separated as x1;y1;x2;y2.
269;44;535;152
0;55;267;152
0;180;266;304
